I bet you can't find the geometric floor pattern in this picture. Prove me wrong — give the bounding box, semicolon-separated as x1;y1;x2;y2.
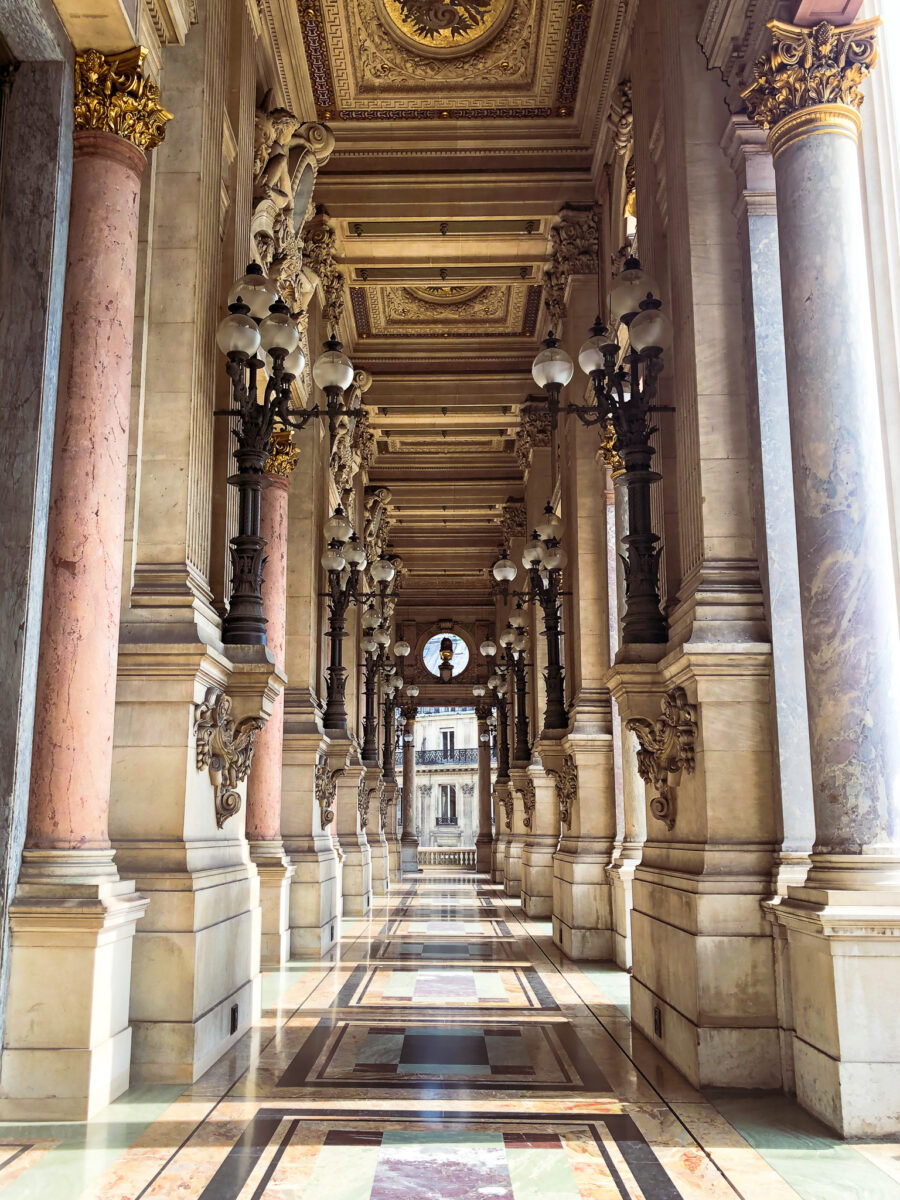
1;872;900;1198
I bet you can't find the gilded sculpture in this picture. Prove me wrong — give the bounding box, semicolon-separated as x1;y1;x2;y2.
627;687;697;832
74;47;173;152
265;429;301;478
194;686;264;829
742;18;881;130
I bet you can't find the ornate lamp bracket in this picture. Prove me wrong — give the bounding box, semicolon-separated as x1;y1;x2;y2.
194;686;264;829
626;687;697;831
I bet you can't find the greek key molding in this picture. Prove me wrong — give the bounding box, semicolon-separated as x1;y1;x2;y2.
742;17;880;131
74;47;172;153
194;686;263;829
627;687;697;832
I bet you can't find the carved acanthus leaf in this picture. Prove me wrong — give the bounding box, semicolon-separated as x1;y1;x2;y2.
543;205;600;328
520;777;536;830
742;18;880;130
500;500;527;546
194;686;264;829
495;782;514;831
626;687;697;832
548;753;578;831
74;47;173;153
358;776;373;829
515;402;552;473
315;757;340;827
304;210;345;327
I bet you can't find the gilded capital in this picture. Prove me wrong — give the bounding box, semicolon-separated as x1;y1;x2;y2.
742;18;880;132
74;47;173;153
265;429;300;477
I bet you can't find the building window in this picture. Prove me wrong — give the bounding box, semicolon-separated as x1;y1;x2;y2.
441;729;454;755
438;784;457;824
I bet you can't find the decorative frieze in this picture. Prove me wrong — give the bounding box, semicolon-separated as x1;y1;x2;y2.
74;47;173;152
194;686;263;829
627;687;697;832
742;18;880;130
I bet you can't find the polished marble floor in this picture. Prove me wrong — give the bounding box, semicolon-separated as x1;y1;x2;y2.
1;872;899;1199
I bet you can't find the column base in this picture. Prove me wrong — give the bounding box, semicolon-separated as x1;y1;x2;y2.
504;838;523;897
341;837;373;917
287;840;341;958
476;834;493;875
606;855;640;969
249;841;295;966
400;836;420;875
492;834;508;884
369;834;391;896
630;863;781;1089
385;835;401;882
552;844;614;960
521;837;555;918
125;857;262;1084
769;885;900;1136
0;853;148;1119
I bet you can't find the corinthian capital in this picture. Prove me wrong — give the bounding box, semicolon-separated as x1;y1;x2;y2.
74;47;173;153
742;17;880;131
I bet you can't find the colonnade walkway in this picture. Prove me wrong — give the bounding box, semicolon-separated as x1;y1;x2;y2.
0;873;898;1198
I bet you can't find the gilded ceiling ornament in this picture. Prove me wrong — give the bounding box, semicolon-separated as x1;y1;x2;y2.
742;18;880;131
543;205;600;328
627;687;697;832
379;0;513;57
315;757;339;826
265;429;301;477
194;686;263;829
388;285;503;323
74;47;173;153
407;284;485;304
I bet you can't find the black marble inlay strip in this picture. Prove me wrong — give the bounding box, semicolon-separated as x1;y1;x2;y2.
554;1022;612;1092
333;963;368;1009
315;1021;350;1079
588;1125;632;1200
524;965;558;1010
198;1112;284;1200
602;1115;682;1199
249;1118;298;1200
513;967;537;1009
277;1020;334;1087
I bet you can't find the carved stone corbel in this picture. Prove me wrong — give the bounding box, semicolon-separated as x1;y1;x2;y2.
542;205;600;328
194;686;264;829
495;782;514;831
378;781;390;830
315;756;341;827
548;753;578;831
358;776;373;829
520;777;536;831
626;687;697;831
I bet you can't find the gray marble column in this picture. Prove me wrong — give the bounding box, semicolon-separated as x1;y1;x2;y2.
749;61;900;888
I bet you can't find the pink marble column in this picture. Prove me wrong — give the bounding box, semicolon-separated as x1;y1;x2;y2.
25;130;146;869
246;474;289;841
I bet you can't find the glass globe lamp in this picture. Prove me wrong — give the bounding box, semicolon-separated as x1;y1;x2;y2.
258;306;300;354
609;257;661;325
480;731;490;744
406;685;420;698
499;626;515;648
480;639;497;657
532;335;574;389
324;506;353;543
343;535;367;569
361;637;378;654
509;608;526;629
488;673;501;689
321;547;345;572
472;684;486;697
535;502;562;541
361;607;380;631
216;312;260;358
522;535;545;567
227;269;279;320
282;344;305;378
312;340;354;391
492;556;517;584
394;640;411;658
369;558;395;585
373;627;391;647
543;544;568;571
629;301;673;354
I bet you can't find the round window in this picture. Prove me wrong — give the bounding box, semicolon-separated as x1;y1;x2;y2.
422;633;469;679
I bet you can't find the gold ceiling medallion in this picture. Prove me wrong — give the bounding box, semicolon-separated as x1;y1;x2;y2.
406;284;486;305
377;0;514;58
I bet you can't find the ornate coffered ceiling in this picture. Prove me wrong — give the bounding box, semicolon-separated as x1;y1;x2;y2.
351;282;541;339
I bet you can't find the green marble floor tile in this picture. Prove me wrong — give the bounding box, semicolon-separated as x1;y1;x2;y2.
578;963;632;1017
707;1092;900;1200
506;1147;581;1199
303;1142;381;1200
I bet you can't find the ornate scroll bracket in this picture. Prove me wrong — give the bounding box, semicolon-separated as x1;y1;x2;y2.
194;686;263;829
626;687;697;832
742;17;881;130
378;781;390;830
548;753;578;831
315;756;341;827
74;47;173;153
542;205;600;328
520;778;536;830
358;776;373;829
495;783;514;831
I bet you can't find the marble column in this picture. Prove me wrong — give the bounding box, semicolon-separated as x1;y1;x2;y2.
369;778;391;895
1;53;171;1119
400;708;419;873
519;749;560;918
491;780;510;884
745;16;900;1136
475;709;493;873
246;457;296;964
336;754;373;917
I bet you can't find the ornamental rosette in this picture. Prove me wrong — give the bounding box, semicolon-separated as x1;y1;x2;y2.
742;18;880;130
74;47;173;152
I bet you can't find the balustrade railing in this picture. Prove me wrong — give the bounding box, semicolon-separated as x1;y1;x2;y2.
417;846;477;870
416;747;477;766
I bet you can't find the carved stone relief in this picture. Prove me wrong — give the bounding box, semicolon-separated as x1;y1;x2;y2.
627;687;697;832
358;776;373;829
520;777;536;830
514;401;552;473
548;753;577;831
542;205;600;328
315;756;340;827
194;686;264;829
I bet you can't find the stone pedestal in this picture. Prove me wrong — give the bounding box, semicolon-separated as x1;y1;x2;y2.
250;842;295;966
336;757;373;918
368;779;391;896
111;644;280;1083
400;711;419;874
606;715;646;969
518;756;560;919
502;779;524;898
0;126;153;1117
475;713;493;873
611;651;782;1090
282;712;341;958
492;782;511;884
382;779;401;880
553;731;616;960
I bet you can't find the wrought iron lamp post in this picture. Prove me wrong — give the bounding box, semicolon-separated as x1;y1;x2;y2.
569;257;673;644
530;332;575;479
479;640;512;780
501;613;532;761
321;506;366;731
359;555;397;762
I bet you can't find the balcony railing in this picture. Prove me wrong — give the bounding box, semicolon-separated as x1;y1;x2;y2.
435;816;458;826
416;747;477;766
